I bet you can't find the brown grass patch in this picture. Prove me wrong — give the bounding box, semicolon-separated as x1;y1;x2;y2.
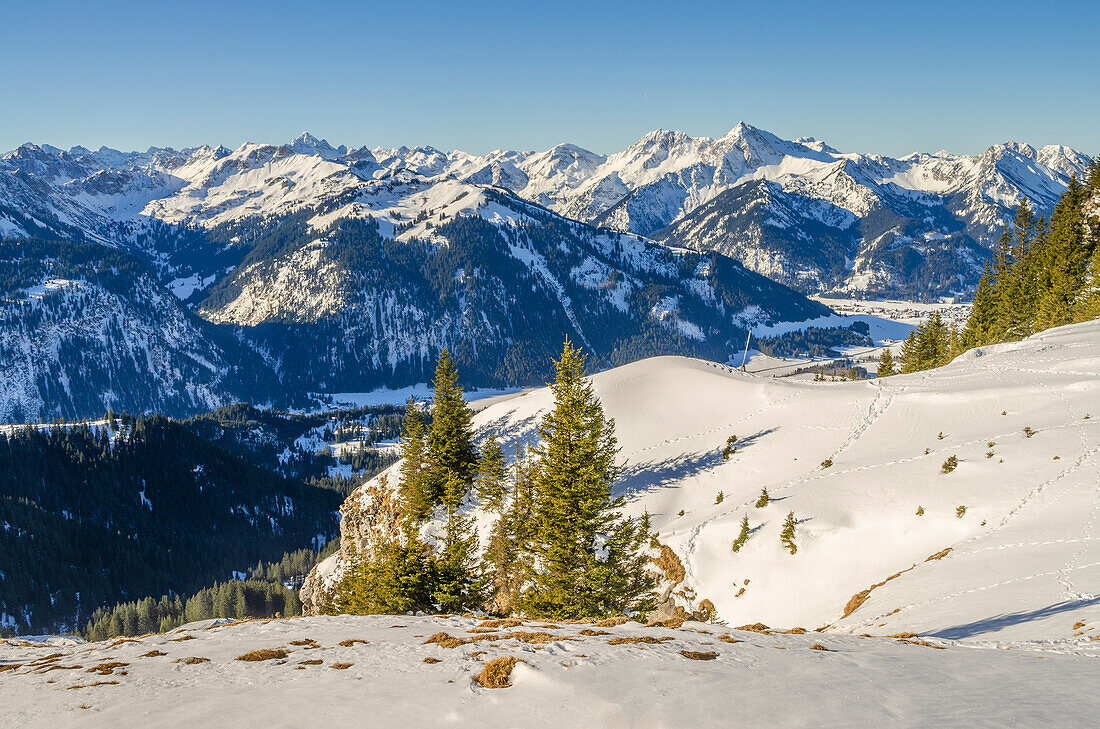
424;632;466;648
86;661;128;675
289;638;320;648
593;615;631;628
648;616;688;629
925;548;952;562
680;650;718;660
478;617;523;629
652;545;686;585
331;662;354;669
469;650;487;658
716;634;740;644
105;638;143;648
896;639;946;650
139;650;167;658
475;656;523;688
781;627;807;634
1073;621;1085;630
607;636;674;645
423;657;442;664
173;656;210;664
299;659;324;666
338;639;368;647
888;632;919;639
236;648;290;662
842;565;916;618
0;663;23;673
41;664;83;672
578;629;611;636
67;680;119;690
735;623;772;634
169;634;196;642
809;643;830;651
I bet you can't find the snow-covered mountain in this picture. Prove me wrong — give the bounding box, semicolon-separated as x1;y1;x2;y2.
308;319;1100;641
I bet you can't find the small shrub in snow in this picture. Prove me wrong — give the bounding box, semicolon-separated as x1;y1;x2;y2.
678;509;685;517
986;450;995;459
820;459;833;469
715;491;724;504
755;488;769;508
987;441;996;448
731;515;750;552
924;448;931;455
956;505;967;518
1023;426;1036;438
941;455;958;473
780;512;798;555
476;656;522;688
722;435;738;460
937;432;945;440
915;506;924;516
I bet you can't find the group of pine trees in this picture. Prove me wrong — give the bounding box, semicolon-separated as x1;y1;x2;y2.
879;163;1100;377
327;343;654;619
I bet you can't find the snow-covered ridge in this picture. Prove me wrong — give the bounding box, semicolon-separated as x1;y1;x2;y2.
315;319;1100;643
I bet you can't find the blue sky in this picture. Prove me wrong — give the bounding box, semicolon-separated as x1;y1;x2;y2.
2;0;1096;156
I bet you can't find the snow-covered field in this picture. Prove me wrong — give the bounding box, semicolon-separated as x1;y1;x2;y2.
467;320;1100;641
2;614;1097;728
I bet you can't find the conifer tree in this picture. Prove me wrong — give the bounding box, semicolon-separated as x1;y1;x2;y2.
484;444;537;614
397;397;432;522
780;512;798;555
476;432;507;511
898;330;921;374
425;350;478;511
755;487;769;508
430;478;484;612
731;514;750;552
521;341;654;619
876;348;897;377
1036;177;1086;330
327;538;431;615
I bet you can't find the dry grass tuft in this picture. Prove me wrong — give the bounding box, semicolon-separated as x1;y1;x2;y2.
168;634;196;642
477;618;523;629
607;636;674;645
781;627;807;634
338;639;368;647
593;615;631;628
41;664;83;672
735;623;772;634
475;656;523;688
888;632;919;639
0;663;24;673
680;650;718;660
289;638;320;648
925;548;953;562
173;656;210;665
331;662;354;670
236;648;290;662
896;638;946;650
648;616;688;629
716;634;740;644
1073;621;1086;630
67;681;119;690
299;659;324;666
139;650;167;658
469;650;487;658
651;545;686;585
424;632;466;649
843;565;916;618
86;661;128;675
423;657;442;664
504;631;565;644
809;643;830;651
578;629;611;636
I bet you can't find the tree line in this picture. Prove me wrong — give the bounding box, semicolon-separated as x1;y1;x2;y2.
879;163;1100;377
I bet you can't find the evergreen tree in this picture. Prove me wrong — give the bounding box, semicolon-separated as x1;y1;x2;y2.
397;397;432;523
327;539;431;615
425;350;478;511
484;444;537;614
521;341;654;618
780;512;798;555
731;515;750;553
755;487;769;508
876;348;897;378
1035;177;1087;330
898;330;921;374
476;432;507;511
430;485;484;612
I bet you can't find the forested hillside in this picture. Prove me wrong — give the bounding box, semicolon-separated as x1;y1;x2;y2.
0;416;342;635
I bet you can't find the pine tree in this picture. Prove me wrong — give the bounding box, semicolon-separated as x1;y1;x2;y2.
898;330;921;373
484;444;537;614
780;512;798;555
430;483;484;612
521;340;654;619
397;397;432;522
1036;177;1086;330
755;487;769;508
425;350;478;511
876;348;897;378
476;432;507;511
731;515;750;552
327;539;431;615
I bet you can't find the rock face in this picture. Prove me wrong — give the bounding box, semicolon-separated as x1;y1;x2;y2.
300;474;405;615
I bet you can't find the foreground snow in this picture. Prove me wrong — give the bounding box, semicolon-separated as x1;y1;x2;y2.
2;614;1097;728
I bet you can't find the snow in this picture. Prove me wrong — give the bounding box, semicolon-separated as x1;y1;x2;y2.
1;614;1096;728
469;320;1100;639
308;385;525;411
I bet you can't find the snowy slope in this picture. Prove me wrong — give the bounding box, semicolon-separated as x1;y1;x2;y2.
316;319;1100;645
2;614;1096;728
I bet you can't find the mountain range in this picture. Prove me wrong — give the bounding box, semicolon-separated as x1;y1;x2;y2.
0;124;1090;421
